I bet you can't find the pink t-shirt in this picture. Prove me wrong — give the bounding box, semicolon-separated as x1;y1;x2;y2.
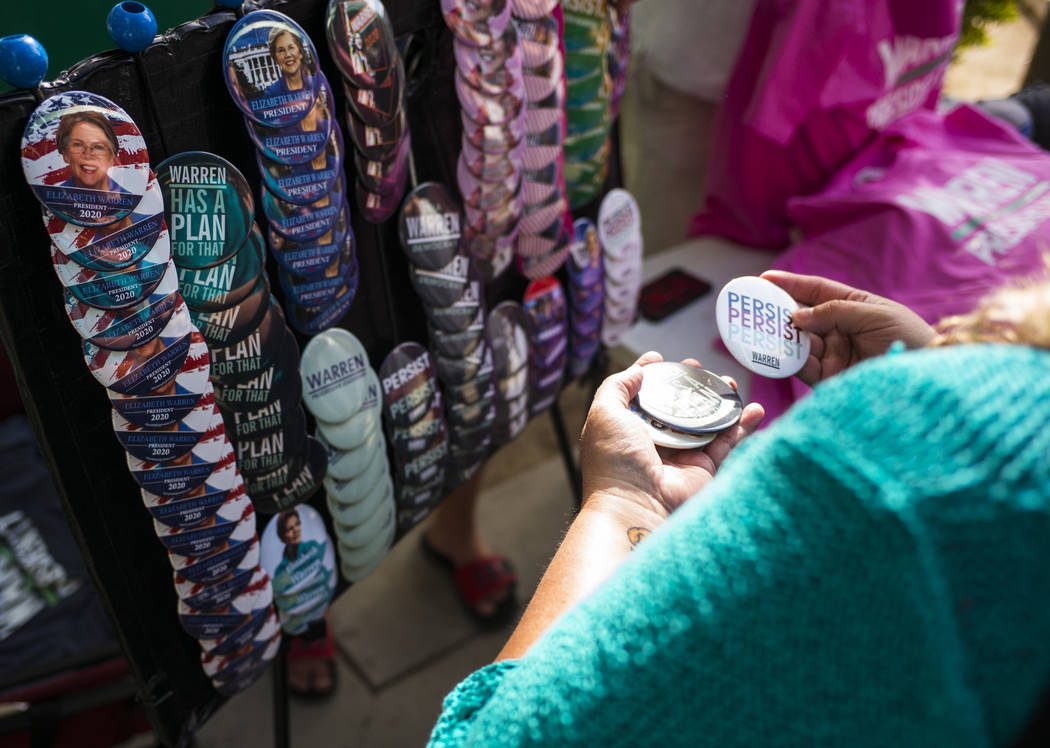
752;104;1050;421
690;0;962;249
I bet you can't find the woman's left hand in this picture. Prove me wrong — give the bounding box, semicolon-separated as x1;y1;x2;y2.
580;351;765;522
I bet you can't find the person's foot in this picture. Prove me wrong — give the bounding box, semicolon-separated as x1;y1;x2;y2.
286;621;337;700
422;528;517;622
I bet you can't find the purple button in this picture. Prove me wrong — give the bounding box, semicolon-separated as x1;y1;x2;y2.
344;62;404;128
325;0;398;89
440;0;512;47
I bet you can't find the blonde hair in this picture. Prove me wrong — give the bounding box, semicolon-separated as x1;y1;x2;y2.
930;275;1050;349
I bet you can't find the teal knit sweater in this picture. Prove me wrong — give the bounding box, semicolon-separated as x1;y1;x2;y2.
429;344;1050;747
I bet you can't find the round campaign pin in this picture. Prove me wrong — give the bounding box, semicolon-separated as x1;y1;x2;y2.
520;160;560;209
523;275;566;330
568;216;603;277
112;391;216;464
144;462;241;531
514;16;559;68
715;276;811;379
409;251;472;310
346;105;406;163
379;343;439;427
21;91;150;227
108;330;209;427
511;0;558;21
523;94;564;136
155;152;253;270
51;228;168;311
196;600;274;661
159;491;256;559
517;210;563;259
454;24;521;81
45;174;166;271
486;301;530;375
518;229;571;280
178;562;269;640
335;489;394;551
459;162;521;214
497;362;529;401
428;306;486;358
441;0;511;48
456;69;523;127
261;503;335;598
223;10;321;128
176;561;256;615
628;401;718;450
279;241;356;310
329;470;392;531
566;99;609;137
388;402;446;455
263;182;345;243
244;73;335;166
344;60;404;128
204;628;281;689
326;0;397;89
564;45;605;81
460;135;523;183
128;421;231;498
398;182;463;271
83;300;192;395
284;274;357;336
318;426;383;481
462;191;522;239
213;322;303;408
270;203;349;277
434;338;493;388
177;224;264;313
520;193;567;236
325;450;389;509
353;131;410;196
521;122;563;173
314;366;382;450
300;328;371;423
396;429;448;487
339;509;395;583
636;362;743;434
171;523;260;586
355;175;403;224
596;188;641;258
523;53;563;104
234;406;308;478
460;109;525;154
63;260;178;351
246;435;328;513
189;272;272;350
257;125;344;205
564;123;609;166
426;269;483;334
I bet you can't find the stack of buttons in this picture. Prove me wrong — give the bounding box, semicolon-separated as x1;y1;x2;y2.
398;184;495;486
511;9;573;281
157;152;327;516
562;0;613;208
379;343;449;529
21;91;277;695
300;329;395;582
597;188;642;346
606;0;630;118
223;9;358;334
325;0;411;223
565;217;604;377
442;0;526;281
485;302;531;447
260;504;337;634
630;362;742;450
522;277;568;417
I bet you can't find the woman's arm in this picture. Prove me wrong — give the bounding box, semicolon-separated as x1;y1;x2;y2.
498;351;764;660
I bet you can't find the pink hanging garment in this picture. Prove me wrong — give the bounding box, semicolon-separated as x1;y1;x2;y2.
752;104;1050;420
690;0;962;249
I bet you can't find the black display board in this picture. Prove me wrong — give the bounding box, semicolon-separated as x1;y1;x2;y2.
0;1;612;743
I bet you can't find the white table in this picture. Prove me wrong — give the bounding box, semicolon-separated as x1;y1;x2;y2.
615;237;773;401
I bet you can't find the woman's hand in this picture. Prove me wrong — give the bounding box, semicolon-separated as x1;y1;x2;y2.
580;351;765;521
761;270;935;386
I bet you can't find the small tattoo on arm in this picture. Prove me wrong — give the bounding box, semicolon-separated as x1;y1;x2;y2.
627;527;650;548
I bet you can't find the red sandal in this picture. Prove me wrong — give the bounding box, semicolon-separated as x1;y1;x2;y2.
422;535;518;626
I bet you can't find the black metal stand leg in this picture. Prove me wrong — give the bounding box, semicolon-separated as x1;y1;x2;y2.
548;399;582;510
272;640;290;748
